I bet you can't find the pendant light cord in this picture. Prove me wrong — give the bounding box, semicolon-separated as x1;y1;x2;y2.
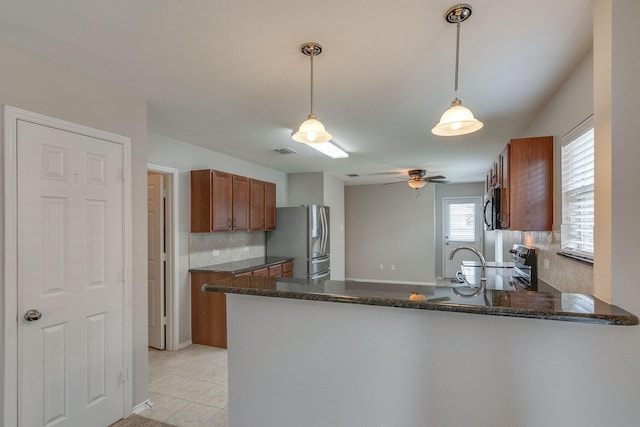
454;20;460;99
309;48;315;115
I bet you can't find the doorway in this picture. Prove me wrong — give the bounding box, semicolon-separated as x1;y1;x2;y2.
442;196;483;278
147;164;179;351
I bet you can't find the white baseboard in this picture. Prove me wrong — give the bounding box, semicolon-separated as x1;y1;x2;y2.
179;339;193;350
132;399;153;414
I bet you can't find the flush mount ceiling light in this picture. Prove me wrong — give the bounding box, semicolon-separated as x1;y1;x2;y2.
432;4;484;137
307;141;349;159
292;42;333;144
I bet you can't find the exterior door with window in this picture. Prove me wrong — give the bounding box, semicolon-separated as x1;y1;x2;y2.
443;197;483;278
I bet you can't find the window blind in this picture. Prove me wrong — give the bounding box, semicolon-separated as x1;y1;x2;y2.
449;203;476;242
561;116;594;256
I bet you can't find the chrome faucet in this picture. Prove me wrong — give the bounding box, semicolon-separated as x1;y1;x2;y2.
448;246;487;296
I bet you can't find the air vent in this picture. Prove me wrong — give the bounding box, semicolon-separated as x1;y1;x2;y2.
346;173;360;177
273;147;297;155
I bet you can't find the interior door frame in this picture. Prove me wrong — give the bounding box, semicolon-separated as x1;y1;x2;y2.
147;163;179;351
2;106;133;426
442;196;484;278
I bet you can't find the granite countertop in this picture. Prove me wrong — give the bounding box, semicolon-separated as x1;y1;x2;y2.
190;256;294;275
202;276;638;326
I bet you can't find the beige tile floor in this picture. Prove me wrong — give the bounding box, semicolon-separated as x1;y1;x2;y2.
140;345;228;427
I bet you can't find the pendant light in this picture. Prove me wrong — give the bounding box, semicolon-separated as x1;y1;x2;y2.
292;42;333;144
432;4;483;136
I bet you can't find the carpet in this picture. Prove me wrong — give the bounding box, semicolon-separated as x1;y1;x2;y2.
109;414;176;427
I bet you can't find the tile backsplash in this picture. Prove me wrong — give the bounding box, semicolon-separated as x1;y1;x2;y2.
190;232;266;268
497;230;593;294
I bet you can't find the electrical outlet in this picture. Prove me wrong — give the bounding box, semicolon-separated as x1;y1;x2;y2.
391;264;396;271
379;264;384;270
212;250;220;257
543;259;549;270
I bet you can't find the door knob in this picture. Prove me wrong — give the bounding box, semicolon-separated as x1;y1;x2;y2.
24;309;42;322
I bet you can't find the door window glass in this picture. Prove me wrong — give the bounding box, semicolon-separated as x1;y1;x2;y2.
449;203;476;242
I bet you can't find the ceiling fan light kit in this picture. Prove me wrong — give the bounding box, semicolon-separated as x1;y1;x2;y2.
432;3;484;137
407;180;428;189
383;169;447;189
292;42;333;144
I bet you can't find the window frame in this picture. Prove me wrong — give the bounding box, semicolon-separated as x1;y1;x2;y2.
559;115;594;262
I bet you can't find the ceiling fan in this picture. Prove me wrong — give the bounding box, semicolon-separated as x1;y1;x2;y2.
386;169;448;189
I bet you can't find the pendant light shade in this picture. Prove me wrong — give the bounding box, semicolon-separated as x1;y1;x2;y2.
432;98;483;136
292;113;332;143
292;42;332;144
432;4;483;137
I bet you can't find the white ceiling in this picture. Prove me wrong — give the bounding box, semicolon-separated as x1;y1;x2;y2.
0;0;592;185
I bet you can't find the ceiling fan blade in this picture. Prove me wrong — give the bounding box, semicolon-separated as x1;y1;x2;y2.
428;179;449;184
383;181;407;185
424;175;446;181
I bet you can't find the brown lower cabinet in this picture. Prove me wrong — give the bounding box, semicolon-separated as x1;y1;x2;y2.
282;261;293;278
191;260;293;348
191;272;230;348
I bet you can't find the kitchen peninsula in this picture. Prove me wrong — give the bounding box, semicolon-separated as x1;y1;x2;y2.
190;256;293;348
203;276;638;427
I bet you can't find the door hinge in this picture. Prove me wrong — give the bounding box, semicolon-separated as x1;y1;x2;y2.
161;189;167;198
161;252;167;262
161;316;167;326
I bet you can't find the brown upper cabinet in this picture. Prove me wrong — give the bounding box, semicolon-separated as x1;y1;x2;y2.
507;136;553;231
191;170;232;232
249;179;265;231
232;175;249;230
191;169;276;232
264;181;276;230
485;136;553;231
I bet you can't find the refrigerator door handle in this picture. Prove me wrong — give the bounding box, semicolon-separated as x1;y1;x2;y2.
310;269;330;280
311;255;330;264
321;207;328;254
319;207;325;254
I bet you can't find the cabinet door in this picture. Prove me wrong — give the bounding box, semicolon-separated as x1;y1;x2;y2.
232;175;249;230
268;264;282;277
211;171;233;231
191;272;229;348
264;181;276;230
508;136;553;231
249;179;265;230
282;261;294;278
190;170;213;232
252;267;269;277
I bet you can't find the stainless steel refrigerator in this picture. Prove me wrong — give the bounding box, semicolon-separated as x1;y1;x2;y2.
266;204;330;279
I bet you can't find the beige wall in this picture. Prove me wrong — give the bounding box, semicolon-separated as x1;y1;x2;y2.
345;183;436;283
0;44;149;409
287;172;324;206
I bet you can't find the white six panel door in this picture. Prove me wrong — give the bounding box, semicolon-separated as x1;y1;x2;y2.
147;172;165;350
17;119;125;426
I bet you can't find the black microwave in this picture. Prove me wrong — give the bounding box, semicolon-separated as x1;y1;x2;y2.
483;187;501;230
